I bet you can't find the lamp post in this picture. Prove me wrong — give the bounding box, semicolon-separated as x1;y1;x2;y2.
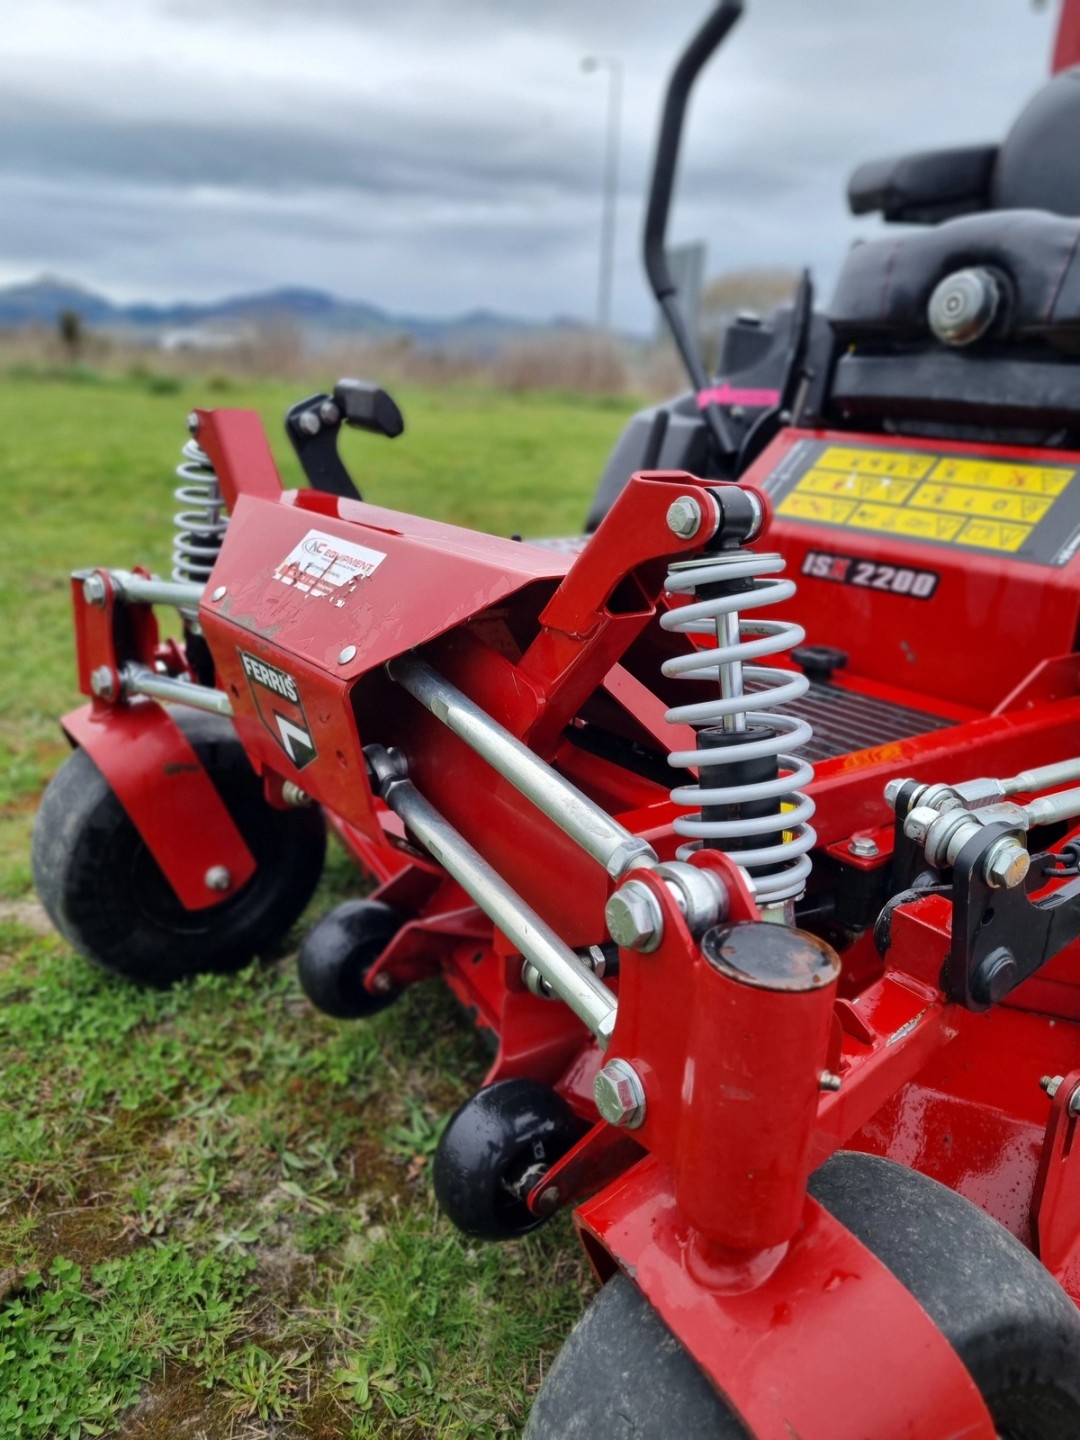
582;54;622;332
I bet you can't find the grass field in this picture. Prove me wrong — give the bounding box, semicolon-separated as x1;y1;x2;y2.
0;367;640;1439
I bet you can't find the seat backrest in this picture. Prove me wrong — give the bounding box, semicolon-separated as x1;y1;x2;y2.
991;65;1080;214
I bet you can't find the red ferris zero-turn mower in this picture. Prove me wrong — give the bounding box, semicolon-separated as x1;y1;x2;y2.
31;3;1080;1435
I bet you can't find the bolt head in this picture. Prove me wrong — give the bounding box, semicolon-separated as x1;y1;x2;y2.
594;1059;646;1128
884;778;908;810
204;865;232;892
319;401;341;425
605;880;663;952
297;410;321;436
82;574;107;607
211;585;227;602
90;665;115;700
187;411;200;435
666;495;703;540
337;644;357;665
983;836;1030;890
849;836;879;859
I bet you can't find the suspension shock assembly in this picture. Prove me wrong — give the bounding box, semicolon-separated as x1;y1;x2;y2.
171;419;228;685
660;542;816;912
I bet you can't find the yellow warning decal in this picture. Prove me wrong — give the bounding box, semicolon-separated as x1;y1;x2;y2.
816;447;935;480
775;442;1079;557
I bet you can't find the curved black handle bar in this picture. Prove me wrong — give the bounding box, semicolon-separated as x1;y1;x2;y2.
643;1;744;462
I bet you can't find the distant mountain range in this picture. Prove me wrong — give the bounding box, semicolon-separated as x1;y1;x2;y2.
0;276;588;351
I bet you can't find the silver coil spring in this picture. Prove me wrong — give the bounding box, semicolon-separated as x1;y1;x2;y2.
172;436;227;585
659;549;817;907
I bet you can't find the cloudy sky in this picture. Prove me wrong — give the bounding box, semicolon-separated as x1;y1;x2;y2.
0;0;1064;331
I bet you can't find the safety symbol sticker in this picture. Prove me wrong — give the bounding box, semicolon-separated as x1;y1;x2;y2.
274;528;386;606
765;441;1080;566
238;650;317;770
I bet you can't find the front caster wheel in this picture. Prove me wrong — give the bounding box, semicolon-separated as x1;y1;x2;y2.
32;708;326;987
297;899;403;1018
433;1078;586;1241
526;1153;1080;1439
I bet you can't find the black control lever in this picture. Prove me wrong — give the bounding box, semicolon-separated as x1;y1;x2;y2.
285;379;405;500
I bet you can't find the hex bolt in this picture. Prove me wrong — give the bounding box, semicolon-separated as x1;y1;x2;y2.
605;880;664;953
594;1058;647;1128
281;781;311;808
666;495;703;540
297;411;321;436
903;805;940;848
534;1185;562;1218
1041;1074;1064;1097
849;836;879;859
819;1070;843;1092
90;665;115;700
82;574;108;607
982;835;1030;890
337;644;357;665
187;411;200;435
319;401;341;425
204;865;232;892
884;778;911;810
211;585;227;602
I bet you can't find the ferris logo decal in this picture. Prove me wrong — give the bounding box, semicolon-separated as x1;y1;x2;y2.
273;528;386;606
238;650;317;769
801;550;940;600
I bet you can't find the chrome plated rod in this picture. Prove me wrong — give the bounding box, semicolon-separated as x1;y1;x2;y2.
121;665;234;717
1002;758;1080;796
381;773;617;1044
387;654;656;880
84;568;206;610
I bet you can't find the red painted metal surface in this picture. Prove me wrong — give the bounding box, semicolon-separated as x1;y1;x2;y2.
576;1157;996;1440
61;700;256;909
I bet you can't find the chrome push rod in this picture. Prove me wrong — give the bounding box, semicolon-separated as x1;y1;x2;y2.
387;654;657;880
78;568;206;612
379;768;617;1044
121;664;234;718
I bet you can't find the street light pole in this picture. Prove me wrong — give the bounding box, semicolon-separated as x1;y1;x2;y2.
582;54;622;333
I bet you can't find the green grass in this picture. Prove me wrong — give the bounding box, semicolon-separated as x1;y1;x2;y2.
0;367;636;1437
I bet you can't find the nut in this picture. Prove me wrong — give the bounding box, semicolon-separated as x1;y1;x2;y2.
187;411;200;435
903;805;940;847
281;781;311;808
319;401;341;425
204;866;232;892
666;495;703;540
594;1059;646;1128
605;880;664;952
297;410;321;436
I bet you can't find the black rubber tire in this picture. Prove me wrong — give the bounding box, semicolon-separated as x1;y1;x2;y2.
809;1151;1080;1440
526;1152;1080;1439
32;708;326;986
434;1079;586;1241
524;1272;750;1440
297;899;403;1018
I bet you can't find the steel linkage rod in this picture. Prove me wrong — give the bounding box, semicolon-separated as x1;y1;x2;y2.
387;654;657;880
378;768;617;1044
121;664;234;717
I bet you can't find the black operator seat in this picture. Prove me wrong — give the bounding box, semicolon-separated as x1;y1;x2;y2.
847;65;1080;223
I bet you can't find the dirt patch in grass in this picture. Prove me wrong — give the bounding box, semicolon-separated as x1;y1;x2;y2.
115;1366;234;1440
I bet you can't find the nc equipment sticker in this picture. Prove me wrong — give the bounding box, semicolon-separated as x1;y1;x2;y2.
239;649;317;770
274;528;387;605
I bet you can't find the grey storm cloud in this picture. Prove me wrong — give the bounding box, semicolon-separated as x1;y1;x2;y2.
0;0;1063;326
